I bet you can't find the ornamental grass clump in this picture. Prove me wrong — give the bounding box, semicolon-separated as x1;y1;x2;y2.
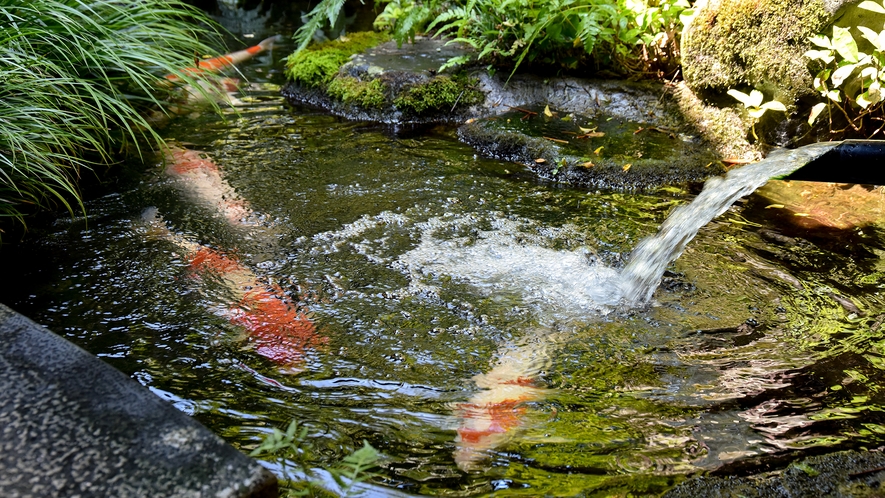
0;0;222;228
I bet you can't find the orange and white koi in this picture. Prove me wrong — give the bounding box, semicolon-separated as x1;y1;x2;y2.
165;35;281;83
142;207;325;373
454;335;552;469
188;244;325;370
163;145;257;226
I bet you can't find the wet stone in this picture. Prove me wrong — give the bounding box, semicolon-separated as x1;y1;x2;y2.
0;303;277;498
458;105;723;190
282;36;481;124
663;449;885;498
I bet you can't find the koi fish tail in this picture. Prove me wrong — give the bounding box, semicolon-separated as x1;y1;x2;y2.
165;35;281;81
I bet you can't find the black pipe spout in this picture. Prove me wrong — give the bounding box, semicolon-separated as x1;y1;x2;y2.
784;140;885;184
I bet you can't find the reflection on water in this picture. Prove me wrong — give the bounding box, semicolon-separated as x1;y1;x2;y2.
3;43;885;496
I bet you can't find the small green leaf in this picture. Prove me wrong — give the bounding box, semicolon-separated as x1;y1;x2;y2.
804;49;835;64
727;88;763;108
859;0;885;13
761;100;787;112
808;102;826;125
793;461;820;477
832;26;859;63
858;26;885;51
748;107;768;118
808;34;833;49
831;62;858;87
858;91;873;108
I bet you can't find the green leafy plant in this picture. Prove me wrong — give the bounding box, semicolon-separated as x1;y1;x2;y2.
291;0;692;79
374;0;439;46
249;420;382;497
0;0;223;231
727;88;787;140
427;0;694;78
805;3;885;136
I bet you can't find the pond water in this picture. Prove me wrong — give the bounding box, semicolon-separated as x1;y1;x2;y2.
4;42;885;497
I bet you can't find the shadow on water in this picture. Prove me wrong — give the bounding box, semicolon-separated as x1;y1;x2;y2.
4;17;885;497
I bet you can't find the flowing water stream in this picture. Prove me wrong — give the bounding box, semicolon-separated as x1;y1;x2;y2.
3;44;885;496
619;142;839;305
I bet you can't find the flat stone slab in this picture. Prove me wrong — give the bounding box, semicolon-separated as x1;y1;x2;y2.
345;36;467;75
0;303;277;498
458;104;722;189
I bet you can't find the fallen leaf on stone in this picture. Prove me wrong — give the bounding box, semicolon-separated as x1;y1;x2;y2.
577;132;605;138
535;158;547;163
578;126;597;133
582;161;594;168
465;118;476;124
794;212;810;216
765;204;785;209
594;146;604;155
543;105;554;117
543;136;569;144
623;163;632;172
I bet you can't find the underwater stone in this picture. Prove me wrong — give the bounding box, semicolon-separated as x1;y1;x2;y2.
0;303;277;498
663;449;885;497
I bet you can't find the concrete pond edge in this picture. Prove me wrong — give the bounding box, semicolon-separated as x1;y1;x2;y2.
0;302;278;497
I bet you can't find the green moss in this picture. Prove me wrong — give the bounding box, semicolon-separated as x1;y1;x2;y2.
285;31;390;88
326;76;388;108
393;74;484;115
682;0;829;99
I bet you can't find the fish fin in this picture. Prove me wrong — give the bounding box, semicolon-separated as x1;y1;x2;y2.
258;34;282;50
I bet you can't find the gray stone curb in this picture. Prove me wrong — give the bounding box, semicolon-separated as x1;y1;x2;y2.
0;303;278;498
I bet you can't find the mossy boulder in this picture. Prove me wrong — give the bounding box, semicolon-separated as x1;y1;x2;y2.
681;0;837;103
282;34;485;124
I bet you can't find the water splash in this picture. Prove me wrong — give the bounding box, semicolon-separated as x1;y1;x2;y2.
619;142;838;305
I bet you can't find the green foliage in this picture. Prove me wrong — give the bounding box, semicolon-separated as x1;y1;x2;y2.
727;89;787;119
327;77;389;108
426;0;693;78
286;31;390;88
0;0;223;229
292;0;689;78
393;74;484;113
374;0;438;46
292;0;348;54
805;8;885;137
249;420;382;497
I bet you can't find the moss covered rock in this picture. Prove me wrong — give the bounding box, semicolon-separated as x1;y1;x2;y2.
282;35;485;124
681;0;832;102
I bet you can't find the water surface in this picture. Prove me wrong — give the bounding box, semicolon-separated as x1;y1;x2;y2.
3;49;885;496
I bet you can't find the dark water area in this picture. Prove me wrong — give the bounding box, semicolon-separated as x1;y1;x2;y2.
4;18;885;497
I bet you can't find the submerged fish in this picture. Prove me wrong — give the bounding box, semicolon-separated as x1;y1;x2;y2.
454;334;553;469
142;207;325;373
163;145;256;225
165;35;280;83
